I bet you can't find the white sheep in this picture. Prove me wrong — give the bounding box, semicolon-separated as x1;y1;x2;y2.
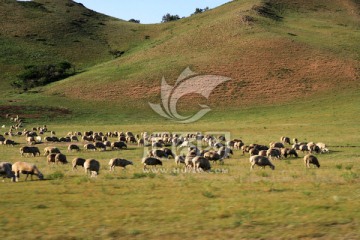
12;161;44;181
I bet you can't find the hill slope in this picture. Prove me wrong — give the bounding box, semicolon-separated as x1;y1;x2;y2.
43;0;360;107
0;0;158;91
0;0;359;122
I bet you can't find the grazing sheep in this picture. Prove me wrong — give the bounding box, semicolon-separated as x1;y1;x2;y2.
266;148;281;159
3;139;16;146
84;159;100;177
281;148;298;158
299;144;309;153
163;148;175;158
258;150;267;156
142;157;162;170
270;142;284;149
94;142;106;151
249;148;259;156
175;154;186;166
149;149;168;159
68;144;80;152
218;146;233;158
47;153;57;164
234;141;244;150
204;151;222;164
0;162;16;182
43;147;60;156
249;155;275;170
72;157;86;170
316;142;329;153
20;146;40;157
68;135;78;142
192;156;211;172
12;161;44;181
109;158;133;171
84;143;97;151
55;153;68;164
280;136;291;145
111;141;127;150
304;154;320;168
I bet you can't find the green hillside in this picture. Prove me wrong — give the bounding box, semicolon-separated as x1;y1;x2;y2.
0;0;359;122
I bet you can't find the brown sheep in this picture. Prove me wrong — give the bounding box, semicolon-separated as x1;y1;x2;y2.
72;157;86;170
12;161;44;181
84;159;100;177
304;154;320;168
249;155;275;170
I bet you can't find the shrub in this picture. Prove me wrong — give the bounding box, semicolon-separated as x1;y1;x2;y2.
12;61;75;91
161;13;180;23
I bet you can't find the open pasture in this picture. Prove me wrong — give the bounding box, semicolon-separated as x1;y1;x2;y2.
1;91;359;239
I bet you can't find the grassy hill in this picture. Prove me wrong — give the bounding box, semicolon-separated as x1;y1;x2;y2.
0;0;159;91
0;0;359;123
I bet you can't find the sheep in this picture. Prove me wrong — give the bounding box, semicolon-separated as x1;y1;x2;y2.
12;161;44;181
192;156;211;172
175;154;186;166
43;146;60;156
270;142;284;149
84;159;100;177
281;148;298;158
109;158;133;171
72;157;86;170
299;144;309;153
218;146;233;159
148;149;168;159
204;151;222;164
68;144;80;152
142;157;162;170
162;148;175;158
304;154;320;168
47;153;57;164
20;146;40;157
55;153;68;164
280;136;291;145
94;142;106;151
0;162;16;182
249;155;275;170
3;139;16;146
249;148;259;156
111;141;127;150
266;148;281;160
84;143;97;151
316;142;329;153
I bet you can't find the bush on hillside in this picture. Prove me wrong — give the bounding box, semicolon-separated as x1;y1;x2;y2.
192;7;209;15
128;19;140;23
11;61;75;91
161;13;180;23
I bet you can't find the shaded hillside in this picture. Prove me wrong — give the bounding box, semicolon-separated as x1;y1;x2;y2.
0;0;158;91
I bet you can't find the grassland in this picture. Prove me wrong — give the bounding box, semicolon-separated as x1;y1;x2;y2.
1;88;360;239
0;0;359;239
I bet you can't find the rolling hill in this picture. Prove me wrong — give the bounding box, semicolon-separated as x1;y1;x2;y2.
0;0;359;122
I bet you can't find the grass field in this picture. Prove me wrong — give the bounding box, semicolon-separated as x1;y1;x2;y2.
1;89;359;239
0;0;359;239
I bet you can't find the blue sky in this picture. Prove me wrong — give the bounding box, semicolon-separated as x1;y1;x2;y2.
74;0;230;24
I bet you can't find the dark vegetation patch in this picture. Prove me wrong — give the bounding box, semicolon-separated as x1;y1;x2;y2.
0;105;71;120
17;1;48;12
252;2;283;21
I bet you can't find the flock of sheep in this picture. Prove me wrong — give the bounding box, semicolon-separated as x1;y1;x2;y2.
0;120;329;182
